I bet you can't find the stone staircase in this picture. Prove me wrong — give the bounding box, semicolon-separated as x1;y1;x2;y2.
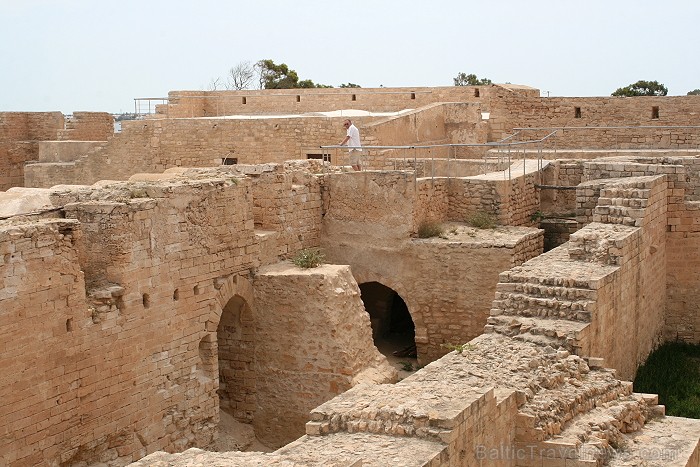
485;247;615;353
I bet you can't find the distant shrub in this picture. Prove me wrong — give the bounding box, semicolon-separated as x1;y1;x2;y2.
467;212;497;229
417;221;444;238
292;249;325;268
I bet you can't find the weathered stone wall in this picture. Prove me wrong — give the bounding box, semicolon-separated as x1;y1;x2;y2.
574;175;669;378
0;112;63;191
320;171;543;362
539;159;584;215
159;85;527;118
0;219;86;467
446;169;541;227
24;116;374;188
58;112;114;141
252;264;395;448
35;141;108;163
488;94;700;146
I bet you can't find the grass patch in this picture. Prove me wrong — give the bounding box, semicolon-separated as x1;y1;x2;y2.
291;248;325;268
633;341;700;418
417;221;444;238
467;212;497;229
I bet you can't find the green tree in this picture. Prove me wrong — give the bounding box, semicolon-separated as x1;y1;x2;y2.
611;80;668;97
255;59;331;89
688;89;700;96
339;83;361;88
454;72;492;86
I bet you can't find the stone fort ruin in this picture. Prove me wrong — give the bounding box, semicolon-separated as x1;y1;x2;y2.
2;84;700;466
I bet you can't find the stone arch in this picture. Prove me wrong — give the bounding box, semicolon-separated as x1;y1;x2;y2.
209;274;256;422
352;270;427;361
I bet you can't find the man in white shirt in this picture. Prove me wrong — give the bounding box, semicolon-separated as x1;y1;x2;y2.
340;119;362;171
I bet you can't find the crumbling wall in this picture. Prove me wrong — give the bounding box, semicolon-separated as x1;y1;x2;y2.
0;173;303;465
0;219;86;467
447;170;541;227
321;171;543;362
0;112;64;190
58;112;113;141
252;263;395;448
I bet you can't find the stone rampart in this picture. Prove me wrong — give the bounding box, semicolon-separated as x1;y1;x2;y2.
158;85;528;118
488;94;700;146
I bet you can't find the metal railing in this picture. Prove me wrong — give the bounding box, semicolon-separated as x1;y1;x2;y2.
318;131;558;181
134;97;169;116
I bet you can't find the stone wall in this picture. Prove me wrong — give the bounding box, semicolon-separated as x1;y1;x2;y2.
5;154;700;466
0;112;63;191
0;218;86;467
0;112;113;192
24;116;373;188
58;112;114;141
320;171;543;362
159;85;531;118
446;167;541;227
1;164;398;466
488;94;700;146
252;264;395;448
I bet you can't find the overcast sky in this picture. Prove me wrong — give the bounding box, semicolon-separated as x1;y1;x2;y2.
2;0;698;114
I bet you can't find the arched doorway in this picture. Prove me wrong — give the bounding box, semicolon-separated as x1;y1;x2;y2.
217;295;254;421
359;282;417;366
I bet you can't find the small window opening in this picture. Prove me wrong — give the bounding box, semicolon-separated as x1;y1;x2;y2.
307;153;332;162
142;293;150;308
351;94;356;101
474;88;480;97
296;95;301;102
575;107;582;118
173;289;179;301
194;285;200;295
410;92;416;100
66;318;73;332
242;97;247;105
651;106;659;119
222;157;238;165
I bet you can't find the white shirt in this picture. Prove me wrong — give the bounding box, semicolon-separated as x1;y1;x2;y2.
346;124;361;149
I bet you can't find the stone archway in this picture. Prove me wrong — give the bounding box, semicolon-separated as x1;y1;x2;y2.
217;294;255;421
359;282;416;362
204;273;268;452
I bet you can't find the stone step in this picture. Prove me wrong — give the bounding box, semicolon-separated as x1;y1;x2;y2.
496;281;598;301
492;292;594;322
607;415;700;467
485;315;590;353
541;387;641;440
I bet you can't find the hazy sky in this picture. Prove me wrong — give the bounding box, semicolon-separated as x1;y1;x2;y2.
2;0;698;114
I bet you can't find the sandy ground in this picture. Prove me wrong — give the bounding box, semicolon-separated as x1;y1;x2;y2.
209;334;417;453
209;410;273;453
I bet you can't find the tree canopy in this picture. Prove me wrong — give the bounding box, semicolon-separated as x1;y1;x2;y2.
453;72;492;86
611;80;668;97
255;59;331;89
688;89;700;96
